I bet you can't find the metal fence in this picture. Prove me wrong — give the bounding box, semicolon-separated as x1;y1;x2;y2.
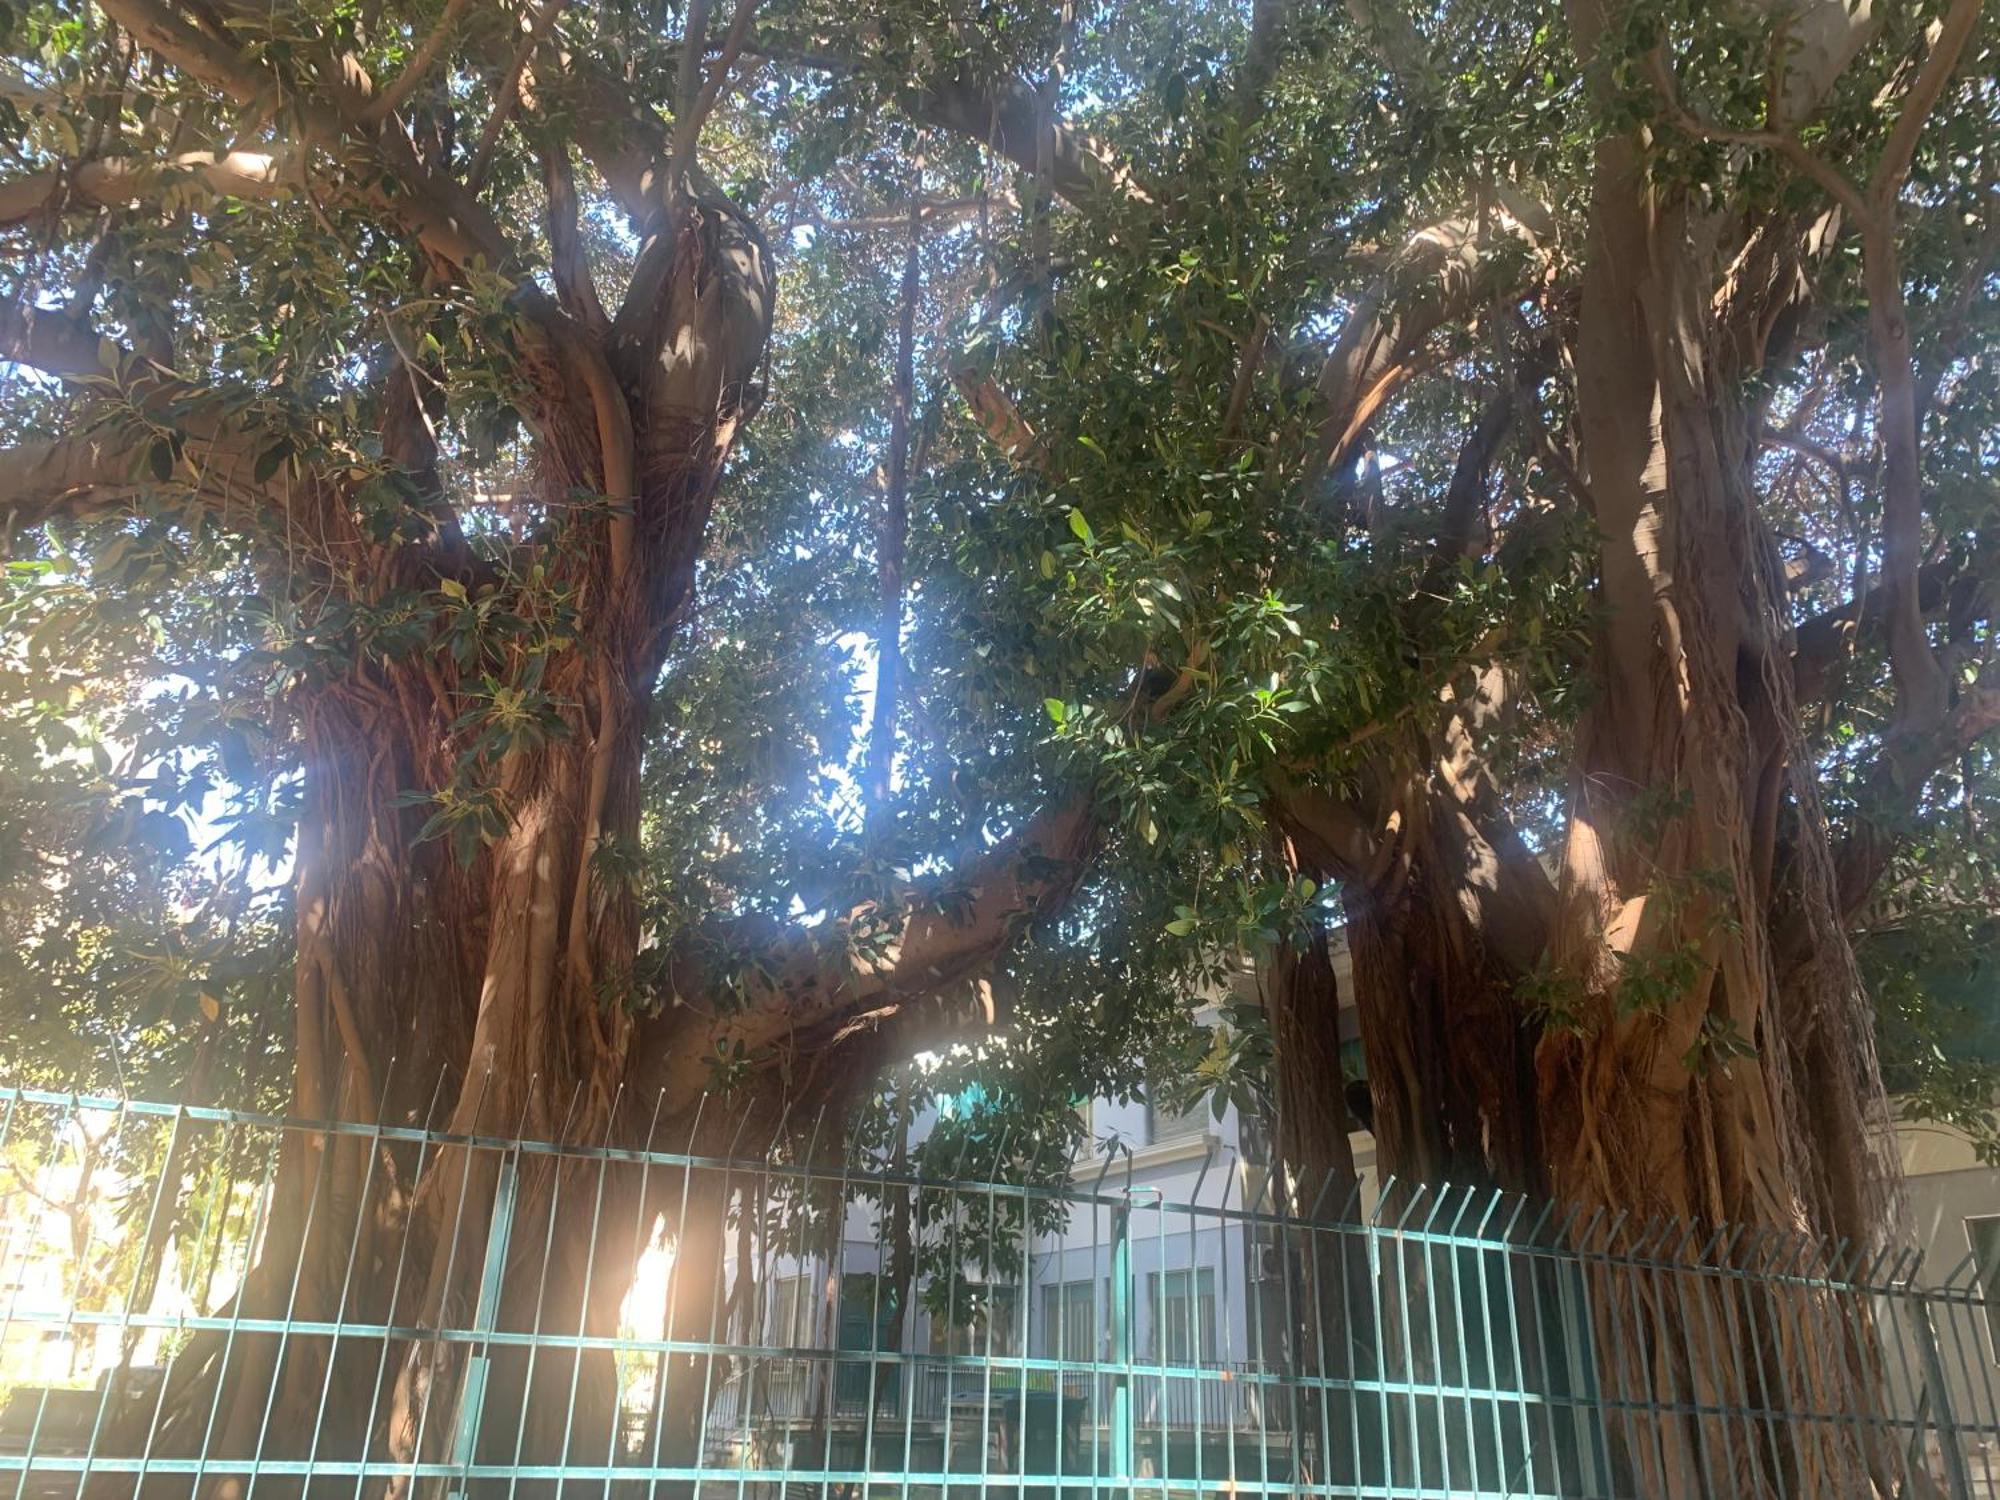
0;1085;1995;1499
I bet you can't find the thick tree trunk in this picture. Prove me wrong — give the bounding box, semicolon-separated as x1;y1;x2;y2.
1267;930;1358;1210
1532;123;1902;1499
1539;127;1890;1247
99;193;780;1499
1279;727;1550;1198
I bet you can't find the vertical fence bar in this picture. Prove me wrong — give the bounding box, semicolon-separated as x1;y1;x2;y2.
1933;1256;2000;1496
1109;1195;1132;1500
1913;1291;1976;1500
2;1093;81;1500
450;1146;519;1494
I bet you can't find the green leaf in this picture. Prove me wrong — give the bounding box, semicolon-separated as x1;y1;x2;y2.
1040;549;1057;579
253;440;291;484
1164;918;1196;937
1043;697;1068;725
1068;508;1094;545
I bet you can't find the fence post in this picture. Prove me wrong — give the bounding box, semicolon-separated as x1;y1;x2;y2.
1910;1295;1974;1500
449;1149;519;1497
1110;1197;1133;1499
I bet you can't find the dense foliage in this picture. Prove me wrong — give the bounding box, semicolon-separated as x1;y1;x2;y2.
0;0;1994;1189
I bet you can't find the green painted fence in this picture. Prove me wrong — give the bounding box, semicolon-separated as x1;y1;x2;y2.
0;1086;1994;1499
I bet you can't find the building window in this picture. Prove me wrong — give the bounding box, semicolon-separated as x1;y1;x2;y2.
835;1272;902;1405
1146;1093;1209;1145
928;1283;1019;1357
1968;1217;2000;1362
766;1272;818;1346
1148;1267;1217;1367
1041;1278;1105;1361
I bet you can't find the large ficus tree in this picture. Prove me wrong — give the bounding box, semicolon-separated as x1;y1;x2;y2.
0;0;1116;1473
2;0;1996;1489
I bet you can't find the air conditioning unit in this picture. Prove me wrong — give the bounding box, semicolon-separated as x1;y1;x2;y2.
1254;1242;1300;1282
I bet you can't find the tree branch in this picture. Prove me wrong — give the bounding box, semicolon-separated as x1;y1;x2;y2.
1833;663;2000;922
101;0;515;272
1343;0;1436;103
541;141;608;335
952;366;1040;467
1302;213;1543;497
0;151;287;229
0;299;115;379
645;799;1102;1111
1;432;147;530
904;68;1148;211
1420;380;1520;591
1792;552;1993;704
465;0;567;194
1869;0;1985;212
0;303;297;533
669;0;715;178
361;0;476;124
1234;0;1292;125
865;205;922;840
684;0;761;167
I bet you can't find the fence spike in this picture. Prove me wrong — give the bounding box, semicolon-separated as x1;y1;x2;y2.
1935;1249;1978;1292
1369;1175;1397;1229
1396;1181;1430;1233
1440;1182;1476;1237
643;1087;667;1153
725;1100;754;1159
683;1089;708;1155
422;1062;452;1131
374;1051;399;1125
1360;1184;1392;1232
1629;1213;1663;1258
1773;1227;1806;1275
1190;1136;1218;1210
108;1033;131;1104
767;1094;796;1158
1716;1222;1747;1267
1576;1208;1608;1264
1301;1162;1333;1222
1784;1231;1817;1276
1949;1248;1989;1296
553;1075;584;1145
803;1101;827;1166
467;1060;496;1138
1247;1162;1274;1215
1090;1142;1116;1193
1469;1186;1503;1242
603;1081;627;1145
1605;1209;1634;1257
1894;1245;1926;1285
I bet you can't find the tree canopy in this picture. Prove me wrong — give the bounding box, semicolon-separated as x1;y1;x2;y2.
1;0;1995;1218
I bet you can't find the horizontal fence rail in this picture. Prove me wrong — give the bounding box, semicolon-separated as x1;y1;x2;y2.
0;1086;1995;1499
